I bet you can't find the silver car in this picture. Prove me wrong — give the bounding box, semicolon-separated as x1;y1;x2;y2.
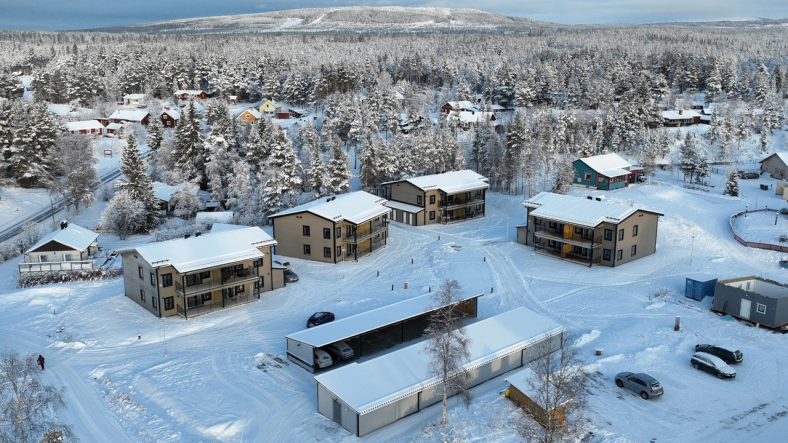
615;372;664;399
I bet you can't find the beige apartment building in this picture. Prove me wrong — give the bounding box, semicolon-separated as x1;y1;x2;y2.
516;192;663;267
381;170;489;225
268;191;390;263
118;225;284;318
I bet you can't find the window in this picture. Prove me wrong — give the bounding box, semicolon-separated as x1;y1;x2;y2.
140;289;145;302
64;254;72;261
534;218;541;226
138;266;143;279
534;236;541;244
39;255;48;263
202;292;212;302
574;227;583;234
200;271;210;280
633;225;639;237
618;229;624;241
603;249;611;261
324;247;331;258
152;296;157;310
417;195;423;205
187;295;200;308
631;245;637;256
548;221;557;229
335;227;341;238
303;245;311;255
253;258;263;267
756;303;766;314
429;195;435;205
604;229;613;241
150;272;156;286
617;249;623;260
302;225;310;237
323;228;331;239
162;273;172;287
164;297;174;310
255;276;265;289
583;172;592;181
429;211;435;220
336;246;342;257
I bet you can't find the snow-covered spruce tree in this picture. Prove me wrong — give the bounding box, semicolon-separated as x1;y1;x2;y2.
204;130;241;210
358;132;379;191
225;159;251;211
422;279;472;428
145;115;164;150
44;134;98;214
100;190;146;240
678;131;701;183
328;138;352;195
550;155;577;195
9;102;60;187
724;169;739;197
169;183;202;219
267;126;303;206
504;112;528;193
173;101;205;183
305;144;329;197
117;133;157;230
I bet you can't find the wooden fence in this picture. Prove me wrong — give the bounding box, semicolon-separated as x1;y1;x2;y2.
729;208;788;253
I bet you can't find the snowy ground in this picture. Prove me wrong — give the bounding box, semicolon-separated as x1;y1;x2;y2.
2;162;788;442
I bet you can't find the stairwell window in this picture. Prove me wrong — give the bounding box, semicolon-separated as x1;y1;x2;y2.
631;245;637;256
303;245;311;255
617;249;623;260
603;249;611;261
633;225;639;237
302;226;310;237
618;229;624;241
140;289;145;303
604;229;613;241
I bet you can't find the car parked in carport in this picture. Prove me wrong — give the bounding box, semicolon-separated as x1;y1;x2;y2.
615;372;664;399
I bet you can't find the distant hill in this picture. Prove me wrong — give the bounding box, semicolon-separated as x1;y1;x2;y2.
87;7;550;34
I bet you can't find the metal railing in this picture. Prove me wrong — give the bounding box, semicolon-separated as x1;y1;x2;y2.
532;227;602;247
533;245;603;266
439;197;485;210
440;211;484;224
18;260;94;274
175;271;258;296
176;292;260;318
350;239;387;261
343;222;387;243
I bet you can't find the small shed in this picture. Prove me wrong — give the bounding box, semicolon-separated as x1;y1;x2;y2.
685;276;717;301
712;276;788;329
504;366;571;429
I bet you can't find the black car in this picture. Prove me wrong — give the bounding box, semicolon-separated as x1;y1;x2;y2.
691;352;736;379
694;344;743;364
307;312;335;328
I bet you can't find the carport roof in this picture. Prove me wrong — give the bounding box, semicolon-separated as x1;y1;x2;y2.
314;307;565;414
286;292;483;348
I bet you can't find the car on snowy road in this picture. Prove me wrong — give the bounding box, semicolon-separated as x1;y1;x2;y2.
615;372;664;399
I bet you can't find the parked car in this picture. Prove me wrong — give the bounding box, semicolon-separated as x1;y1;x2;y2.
738;171;760;179
324;342;354;361
307;311;335;328
284;269;299;283
691;352;736;379
314;349;333;369
274;259;292;270
615;372;664;399
694;344;743;364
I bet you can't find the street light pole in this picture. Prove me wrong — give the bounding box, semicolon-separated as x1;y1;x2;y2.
690;235;695;265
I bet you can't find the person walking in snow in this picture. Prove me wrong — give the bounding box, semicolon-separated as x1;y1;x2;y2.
37;354;45;370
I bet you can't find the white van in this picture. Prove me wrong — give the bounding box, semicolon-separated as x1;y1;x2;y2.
314;349;333;369
325;342;354;361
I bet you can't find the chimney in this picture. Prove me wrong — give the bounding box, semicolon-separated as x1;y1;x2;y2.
60;220;68;230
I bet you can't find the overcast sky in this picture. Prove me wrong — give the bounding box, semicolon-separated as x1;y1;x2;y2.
1;0;787;31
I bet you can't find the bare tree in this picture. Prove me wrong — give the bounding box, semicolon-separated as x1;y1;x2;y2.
422;279;472;428
42;134;98;215
0;348;72;443
517;332;589;443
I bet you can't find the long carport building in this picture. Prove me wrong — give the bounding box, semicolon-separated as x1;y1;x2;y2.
314;307;566;437
285;292;482;372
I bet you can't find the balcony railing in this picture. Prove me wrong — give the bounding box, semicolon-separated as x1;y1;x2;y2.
18;260;94;274
440;211;484;224
439;197;485;210
175;270;258;296
350;239;387;261
343;222;388;244
532;227;602;247
176;292;260;318
534;245;603;266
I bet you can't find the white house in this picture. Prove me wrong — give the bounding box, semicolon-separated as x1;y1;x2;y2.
19;222;100;276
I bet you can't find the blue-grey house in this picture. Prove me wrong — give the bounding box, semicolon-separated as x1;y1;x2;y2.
572;153;641;191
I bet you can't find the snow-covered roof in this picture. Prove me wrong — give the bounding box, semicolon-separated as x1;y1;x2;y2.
314;307;565;414
603;168;633;178
269;191;390;225
123;94;145;99
119;226;275;273
65;120;104;132
662;110;701;120
195;211;236;224
106;123;124;130
286;292;482;348
760;153;788;166
28;224;98;253
239;108;262;119
384;170;489;194
260;99;280;108
523;192;663;228
108;109;149;122
160;107;180;120
174;90;204;96
576;153;632;174
384;200;424;213
505;366;569;410
446;110;495;123
209;223;247;233
152;182;183;202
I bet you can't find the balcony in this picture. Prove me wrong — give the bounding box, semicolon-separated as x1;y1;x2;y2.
348;239;387;261
175;269;258;296
532;227;602;248
534;245;603;266
176;291;260;318
440;211;484;224
439;197;485;210
18;260;94;274
343;222;388;244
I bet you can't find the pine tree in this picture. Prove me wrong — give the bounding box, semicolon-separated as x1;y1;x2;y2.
327;139;352;195
358;132;379;190
117;133;157;230
268;126;303;206
173;101;205;182
550;155;577;195
724;169;739;197
146;115;164;150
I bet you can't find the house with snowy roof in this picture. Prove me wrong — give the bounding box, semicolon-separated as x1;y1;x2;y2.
381;170;489;225
65;120;105;136
268;191;390;263
516;192;663;267
440;100;479;114
662;109;701;127
108;109;151;126
174;90;207;102
759;153;788;179
116;226;284;318
572;153;641;191
258;99;281;117
19;222;100;276
159;106;180;128
237;107;262;125
122;93;146;106
446;110;497;131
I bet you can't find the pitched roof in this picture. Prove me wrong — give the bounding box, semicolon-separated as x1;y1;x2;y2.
269;191;389;225
65;120;104;132
160;107;180;120
523;192;663;227
123;93;145;99
239;108;262;119
760;153;788;166
662;110;701;120
118;226;275;273
108;109;150;122
446;110;495;123
28;224;98;253
384;170;489;194
575;153;632;174
174;90;205;96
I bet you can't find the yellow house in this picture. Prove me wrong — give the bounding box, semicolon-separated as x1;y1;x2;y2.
118;225;284;318
258;99;281;117
238;107;262;125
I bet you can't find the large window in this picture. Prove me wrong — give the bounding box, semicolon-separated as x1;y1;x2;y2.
302;225;310;237
604;229;613;241
534;218;542;226
534;236;541;244
303;245;311;255
161;273;172;287
164;297;174;310
323;228;331;239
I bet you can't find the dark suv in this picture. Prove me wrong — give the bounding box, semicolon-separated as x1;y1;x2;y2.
694;344;743;364
307;312;335;328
